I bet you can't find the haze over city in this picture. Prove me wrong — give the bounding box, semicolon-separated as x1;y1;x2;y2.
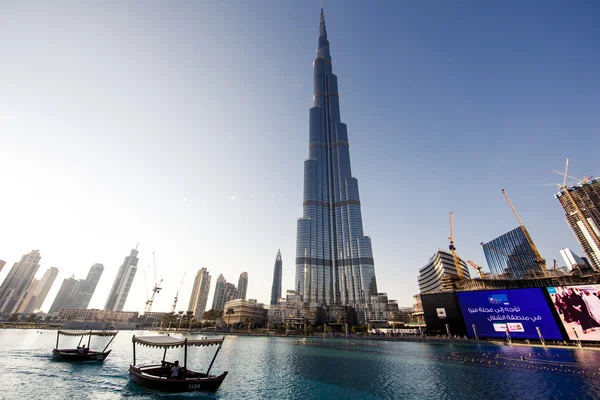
1;0;598;313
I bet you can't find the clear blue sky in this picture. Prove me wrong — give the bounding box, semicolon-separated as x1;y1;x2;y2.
0;0;598;311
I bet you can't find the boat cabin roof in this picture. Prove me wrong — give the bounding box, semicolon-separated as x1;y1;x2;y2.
132;335;224;348
57;330;119;337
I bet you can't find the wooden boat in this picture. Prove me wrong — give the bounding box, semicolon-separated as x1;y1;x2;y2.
52;330;118;361
129;335;228;393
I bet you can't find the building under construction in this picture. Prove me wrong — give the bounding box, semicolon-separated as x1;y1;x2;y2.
555;176;600;271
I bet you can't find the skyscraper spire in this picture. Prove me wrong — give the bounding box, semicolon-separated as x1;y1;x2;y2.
295;9;378;322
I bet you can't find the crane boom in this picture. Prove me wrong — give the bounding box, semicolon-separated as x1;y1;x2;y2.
501;189;546;269
466;260;484;278
171;273;186;313
143;253;162;314
448;212;464;279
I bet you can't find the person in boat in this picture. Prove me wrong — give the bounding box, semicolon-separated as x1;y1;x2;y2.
170;360;182;379
77;345;84;354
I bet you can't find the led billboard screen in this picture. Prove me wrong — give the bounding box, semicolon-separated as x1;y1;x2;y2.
547;285;600;341
457;288;563;340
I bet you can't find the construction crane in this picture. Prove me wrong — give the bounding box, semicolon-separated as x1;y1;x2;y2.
143;252;163;315
466;260;484;278
448;212;464;279
171;273;186;313
553;159;600;256
501;189;546;269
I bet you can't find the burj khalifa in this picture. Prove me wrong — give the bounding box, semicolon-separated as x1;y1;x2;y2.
295;9;378;318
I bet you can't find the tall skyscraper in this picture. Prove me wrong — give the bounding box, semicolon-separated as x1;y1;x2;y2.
555;177;600;271
211;274;238;311
0;250;42;315
559;248;589;271
237;272;248;300
188;268;211;317
48;275;78;314
104;247;139;311
294;9;378;318
72;263;104;309
0;259;6;274
17;267;59;313
482;227;542;278
270;250;282;306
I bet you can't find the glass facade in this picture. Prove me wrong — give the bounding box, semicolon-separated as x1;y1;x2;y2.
104;248;139;311
295;10;378;321
270;250;283;306
482;227;541;278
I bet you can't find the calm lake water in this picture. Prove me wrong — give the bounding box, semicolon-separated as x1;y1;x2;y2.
2;329;600;399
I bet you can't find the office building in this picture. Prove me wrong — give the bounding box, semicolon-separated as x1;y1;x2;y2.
482;227;542;278
72;263;104;309
270;249;283;306
294;9;378;321
0;250;42;315
104;247;139;311
17;267;59;313
211;274;238;311
188;268;211;317
559;248;589;272
48;275;78;314
222;298;267;327
237;272;248;300
418;250;470;293
555;177;600;270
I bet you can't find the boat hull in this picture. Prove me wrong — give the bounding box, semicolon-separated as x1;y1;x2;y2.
129;365;228;393
52;349;111;362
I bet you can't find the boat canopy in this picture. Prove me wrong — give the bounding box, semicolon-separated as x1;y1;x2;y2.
132;336;224;349
57;330;119;337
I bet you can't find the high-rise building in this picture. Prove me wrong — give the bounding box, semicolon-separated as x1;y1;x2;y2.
0;250;42;315
482;227;542;278
48;275;78;314
17;267;59;313
0;259;6;274
559;248;588;271
555;177;600;271
72;263;104;309
188;268;211;317
211;274;238;311
418;250;470;293
270;250;283;306
294;9;378;320
104;247;139;311
237;272;248;300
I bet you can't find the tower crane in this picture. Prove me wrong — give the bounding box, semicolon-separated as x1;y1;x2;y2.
466;260;484;279
501;189;546;270
553;159;600;257
171;273;186;313
143;252;163;315
448;212;464;279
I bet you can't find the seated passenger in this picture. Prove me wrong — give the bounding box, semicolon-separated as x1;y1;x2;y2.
170;360;182;379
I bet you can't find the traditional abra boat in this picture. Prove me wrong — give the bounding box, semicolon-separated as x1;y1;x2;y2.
52;330;118;361
129;335;228;393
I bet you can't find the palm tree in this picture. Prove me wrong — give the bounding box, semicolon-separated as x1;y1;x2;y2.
177;310;184;331
226;308;234;332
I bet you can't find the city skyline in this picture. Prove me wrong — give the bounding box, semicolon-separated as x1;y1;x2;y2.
0;1;598;311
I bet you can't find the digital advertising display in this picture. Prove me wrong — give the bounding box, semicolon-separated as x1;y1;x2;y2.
420;292;467;336
457;288;563;340
547;285;600;341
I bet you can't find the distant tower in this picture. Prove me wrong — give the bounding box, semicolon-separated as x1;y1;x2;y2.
211;274;226;311
72;263;104;309
17;267;59;313
237;272;248;300
555;177;600;271
104;247;139;311
48;275;78;314
0;250;42;315
270;250;282;306
559;248;588;272
0;259;6;274
188;268;211;317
